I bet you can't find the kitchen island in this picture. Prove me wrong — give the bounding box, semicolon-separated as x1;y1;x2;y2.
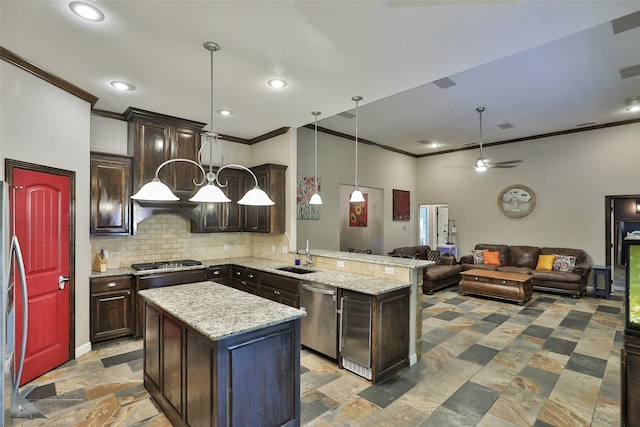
138;281;305;427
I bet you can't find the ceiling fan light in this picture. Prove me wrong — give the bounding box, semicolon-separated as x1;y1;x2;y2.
189;183;231;203
131;178;179;201
309;192;323;205
349;189;365;203
238;187;275;206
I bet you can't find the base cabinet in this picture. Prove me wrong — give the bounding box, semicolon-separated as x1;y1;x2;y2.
622;335;640;427
90;275;133;343
144;302;301;427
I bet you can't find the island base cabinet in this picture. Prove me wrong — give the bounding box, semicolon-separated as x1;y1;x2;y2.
622;335;640;427
143;302;301;427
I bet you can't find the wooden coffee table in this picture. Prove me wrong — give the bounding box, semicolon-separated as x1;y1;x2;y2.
460;269;533;304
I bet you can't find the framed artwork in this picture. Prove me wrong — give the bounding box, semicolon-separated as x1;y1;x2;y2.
296;176;320;220
497;184;536;218
392;189;410;221
349;193;368;227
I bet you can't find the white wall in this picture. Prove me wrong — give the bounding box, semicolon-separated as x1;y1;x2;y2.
416;122;640;264
296;126;418;253
1;61;92;353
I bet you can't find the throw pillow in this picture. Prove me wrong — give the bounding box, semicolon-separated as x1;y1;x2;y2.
483;251;501;266
553;255;577;272
426;250;441;263
535;254;556;271
471;249;487;264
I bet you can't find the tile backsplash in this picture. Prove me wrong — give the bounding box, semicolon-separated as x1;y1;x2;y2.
90;214;293;268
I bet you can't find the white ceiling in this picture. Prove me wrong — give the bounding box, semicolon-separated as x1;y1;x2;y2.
1;1;639;157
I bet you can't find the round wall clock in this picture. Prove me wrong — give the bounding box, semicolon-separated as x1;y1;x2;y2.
497;184;536;218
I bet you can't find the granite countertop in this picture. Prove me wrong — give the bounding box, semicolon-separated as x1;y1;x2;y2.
203;257;411;295
91;255;413;296
139;281;305;341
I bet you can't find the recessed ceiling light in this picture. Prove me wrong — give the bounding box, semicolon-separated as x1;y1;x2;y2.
69;2;105;22
218;109;233;116
110;81;135;91
267;79;287;89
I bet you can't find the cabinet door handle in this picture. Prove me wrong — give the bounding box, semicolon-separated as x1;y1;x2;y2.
212;271;220;275
235;271;241;276
248;274;254;279
100;295;125;302
107;282;117;288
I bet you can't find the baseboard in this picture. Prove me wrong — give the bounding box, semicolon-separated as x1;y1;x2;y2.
75;341;92;359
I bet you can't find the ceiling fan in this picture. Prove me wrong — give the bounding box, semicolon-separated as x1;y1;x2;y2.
472;107;523;172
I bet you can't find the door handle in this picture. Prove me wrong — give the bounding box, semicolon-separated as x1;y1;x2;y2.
59;275;70;290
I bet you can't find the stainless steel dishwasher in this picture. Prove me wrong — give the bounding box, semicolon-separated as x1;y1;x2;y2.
300;282;337;359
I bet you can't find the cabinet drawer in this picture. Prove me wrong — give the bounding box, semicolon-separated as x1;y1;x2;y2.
232;267;260;282
91;276;132;293
260;272;300;295
206;265;229;280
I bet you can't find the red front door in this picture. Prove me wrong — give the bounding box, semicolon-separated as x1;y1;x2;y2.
11;168;71;385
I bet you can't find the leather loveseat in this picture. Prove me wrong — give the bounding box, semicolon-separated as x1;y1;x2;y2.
460;244;592;298
388;245;462;294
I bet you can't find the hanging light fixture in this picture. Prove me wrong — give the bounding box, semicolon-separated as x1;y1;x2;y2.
473;106;488;172
309;111;323;205
349;96;365;203
131;42;274;206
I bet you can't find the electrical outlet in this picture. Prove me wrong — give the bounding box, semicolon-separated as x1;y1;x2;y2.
385;267;394;275
337;261;345;268
282;245;288;254
223;243;229;251
271;245;276;253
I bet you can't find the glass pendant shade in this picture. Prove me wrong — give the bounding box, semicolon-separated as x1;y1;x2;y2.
189;183;231;203
309;192;323;205
349;189;365;203
131;178;179;201
238;187;275;206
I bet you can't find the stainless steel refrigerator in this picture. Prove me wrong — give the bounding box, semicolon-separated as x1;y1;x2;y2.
2;181;45;423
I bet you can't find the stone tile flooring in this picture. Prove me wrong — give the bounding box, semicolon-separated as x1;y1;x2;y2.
10;288;624;426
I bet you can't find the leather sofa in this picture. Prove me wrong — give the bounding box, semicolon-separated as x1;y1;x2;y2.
388;245;462;294
460;244;592;298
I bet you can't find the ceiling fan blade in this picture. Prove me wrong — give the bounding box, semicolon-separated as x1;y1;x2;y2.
491;159;523;166
490;164;519;169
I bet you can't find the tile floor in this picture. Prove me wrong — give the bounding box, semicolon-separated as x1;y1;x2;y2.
9;287;624;427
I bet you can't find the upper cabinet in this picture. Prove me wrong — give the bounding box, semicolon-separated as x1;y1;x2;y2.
191;167;244;233
90;152;132;235
125;108;206;201
243;164;286;233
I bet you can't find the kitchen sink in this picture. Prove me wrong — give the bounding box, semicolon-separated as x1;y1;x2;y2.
276;266;316;274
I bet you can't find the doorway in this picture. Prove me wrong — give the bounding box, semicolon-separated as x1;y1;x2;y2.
605;194;640;293
6;159;75;385
419;204;448;248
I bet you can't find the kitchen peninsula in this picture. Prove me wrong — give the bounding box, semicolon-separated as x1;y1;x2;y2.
138;281;305;427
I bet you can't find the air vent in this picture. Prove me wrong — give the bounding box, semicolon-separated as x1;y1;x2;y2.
417;139;431;145
433;77;456;89
620;64;640;79
498;123;513;129
462;141;478;147
612;10;640;34
577;121;596;127
338;111;355;119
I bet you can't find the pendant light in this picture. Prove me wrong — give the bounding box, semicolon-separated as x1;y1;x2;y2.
309;111;323;205
473;107;488;172
132;42;274;206
349;96;365;203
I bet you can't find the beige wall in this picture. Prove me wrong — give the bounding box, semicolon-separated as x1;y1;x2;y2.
416;122;640;265
296;126;418;253
1;61;92;354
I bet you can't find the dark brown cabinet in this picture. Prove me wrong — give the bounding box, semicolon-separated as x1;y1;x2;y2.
134;269;206;338
260;271;300;308
143;299;301;427
622;335;640;427
243;164;287;233
204;265;230;285
90;153;132;235
90;275;134;343
191;168;244;233
231;266;261;295
125;108;205;200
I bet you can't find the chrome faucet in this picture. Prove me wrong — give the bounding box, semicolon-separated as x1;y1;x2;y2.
304;239;314;266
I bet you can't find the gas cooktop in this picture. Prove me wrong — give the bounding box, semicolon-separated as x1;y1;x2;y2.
130;259;202;272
